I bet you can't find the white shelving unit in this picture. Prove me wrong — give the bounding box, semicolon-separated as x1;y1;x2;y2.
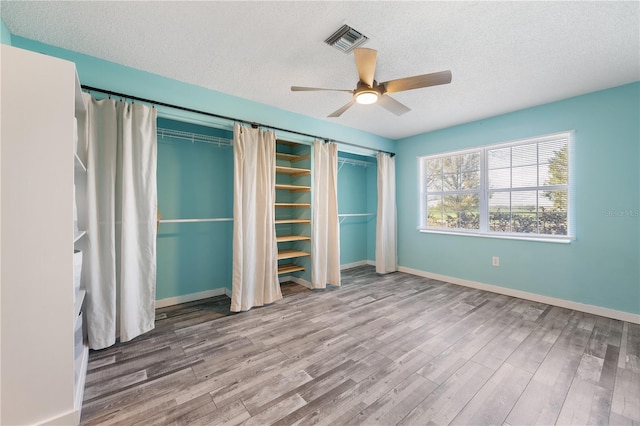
73;122;89;418
1;45;89;425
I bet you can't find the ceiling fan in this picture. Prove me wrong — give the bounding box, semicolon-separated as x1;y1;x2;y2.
291;48;452;118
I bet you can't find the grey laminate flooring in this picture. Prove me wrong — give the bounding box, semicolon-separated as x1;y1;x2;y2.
81;266;640;425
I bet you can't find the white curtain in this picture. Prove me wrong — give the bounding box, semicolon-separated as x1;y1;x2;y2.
231;124;281;312
312;141;341;288
376;152;398;274
84;94;157;350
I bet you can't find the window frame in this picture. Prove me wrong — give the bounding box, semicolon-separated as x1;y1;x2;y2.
418;131;575;243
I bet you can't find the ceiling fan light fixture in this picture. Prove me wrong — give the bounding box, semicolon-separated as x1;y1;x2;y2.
355;90;379;105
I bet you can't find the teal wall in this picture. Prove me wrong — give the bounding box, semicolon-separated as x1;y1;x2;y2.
1;19;11;45
337;152;377;265
396;83;640;315
156;118;233;298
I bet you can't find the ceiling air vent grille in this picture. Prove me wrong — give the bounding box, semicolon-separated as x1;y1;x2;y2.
324;25;368;53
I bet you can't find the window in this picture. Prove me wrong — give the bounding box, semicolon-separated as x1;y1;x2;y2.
419;132;573;241
424;150;481;230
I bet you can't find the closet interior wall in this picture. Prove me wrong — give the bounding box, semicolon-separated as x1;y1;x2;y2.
337;152;378;267
156;118;233;300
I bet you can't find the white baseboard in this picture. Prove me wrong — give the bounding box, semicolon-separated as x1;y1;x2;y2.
155;287;230;309
340;260;368;270
288;276;313;289
398;266;640;324
340;260;376;270
40;408;78;426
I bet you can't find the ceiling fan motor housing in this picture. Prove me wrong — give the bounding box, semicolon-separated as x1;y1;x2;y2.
354;81;380;104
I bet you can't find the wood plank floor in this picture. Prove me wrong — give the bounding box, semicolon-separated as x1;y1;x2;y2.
81;266;640;425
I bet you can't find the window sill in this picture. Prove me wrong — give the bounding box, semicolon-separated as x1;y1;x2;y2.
417;228;574;244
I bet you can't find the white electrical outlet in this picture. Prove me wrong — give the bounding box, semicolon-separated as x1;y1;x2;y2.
492;256;500;267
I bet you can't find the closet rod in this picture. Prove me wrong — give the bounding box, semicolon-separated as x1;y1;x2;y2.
338;213;376;224
159;218;233;223
81;85;395;157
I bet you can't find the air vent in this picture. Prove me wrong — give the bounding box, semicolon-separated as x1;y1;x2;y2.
324;25;368;53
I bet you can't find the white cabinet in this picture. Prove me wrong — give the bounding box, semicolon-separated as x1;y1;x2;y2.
1;45;89;425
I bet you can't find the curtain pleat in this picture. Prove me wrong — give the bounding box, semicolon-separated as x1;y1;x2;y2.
84;94;157;350
376;153;398;274
312;141;341;288
231;124;281;311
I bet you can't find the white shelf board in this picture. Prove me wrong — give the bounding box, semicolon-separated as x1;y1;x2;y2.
74;230;87;243
74;153;87;173
74;289;86;320
73;345;89;416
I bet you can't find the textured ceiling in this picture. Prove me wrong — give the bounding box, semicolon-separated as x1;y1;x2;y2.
2;1;639;140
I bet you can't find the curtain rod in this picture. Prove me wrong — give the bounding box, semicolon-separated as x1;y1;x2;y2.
81;85;395;157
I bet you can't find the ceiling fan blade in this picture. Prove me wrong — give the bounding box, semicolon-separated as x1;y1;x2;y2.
291;86;353;92
381;70;452;94
328;99;356;118
353;48;377;87
378;94;411;116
